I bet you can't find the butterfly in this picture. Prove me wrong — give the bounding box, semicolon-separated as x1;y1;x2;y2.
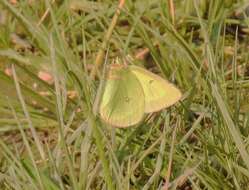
98;63;182;127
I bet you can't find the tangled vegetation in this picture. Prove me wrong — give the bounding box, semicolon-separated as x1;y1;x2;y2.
0;0;249;189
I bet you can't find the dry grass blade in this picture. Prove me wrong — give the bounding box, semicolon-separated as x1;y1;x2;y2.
90;0;126;79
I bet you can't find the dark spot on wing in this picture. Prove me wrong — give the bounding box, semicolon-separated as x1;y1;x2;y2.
149;80;154;84
125;97;130;102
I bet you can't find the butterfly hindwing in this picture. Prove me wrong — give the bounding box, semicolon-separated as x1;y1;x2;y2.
99;65;145;127
129;65;182;113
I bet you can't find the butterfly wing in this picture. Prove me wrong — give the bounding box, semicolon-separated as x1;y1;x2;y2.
99;65;145;127
129;65;182;113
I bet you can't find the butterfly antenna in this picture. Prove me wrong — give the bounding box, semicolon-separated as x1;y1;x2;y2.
126;54;134;62
123;54;135;66
114;57;122;65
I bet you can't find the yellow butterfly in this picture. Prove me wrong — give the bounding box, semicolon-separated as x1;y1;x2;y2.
99;64;182;127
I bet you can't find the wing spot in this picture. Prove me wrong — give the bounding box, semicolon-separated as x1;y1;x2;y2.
125;97;130;102
149;80;154;84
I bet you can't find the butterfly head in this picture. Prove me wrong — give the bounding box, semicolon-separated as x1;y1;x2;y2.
107;64;126;80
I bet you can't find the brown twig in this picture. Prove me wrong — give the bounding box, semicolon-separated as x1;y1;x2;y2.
90;0;126;79
168;0;175;25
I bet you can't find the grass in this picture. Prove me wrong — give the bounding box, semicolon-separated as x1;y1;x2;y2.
0;0;249;189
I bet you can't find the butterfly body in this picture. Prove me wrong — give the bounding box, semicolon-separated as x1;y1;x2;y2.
99;64;181;128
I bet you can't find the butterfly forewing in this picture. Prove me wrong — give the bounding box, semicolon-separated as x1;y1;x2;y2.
129;65;182;113
99;65;145;127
